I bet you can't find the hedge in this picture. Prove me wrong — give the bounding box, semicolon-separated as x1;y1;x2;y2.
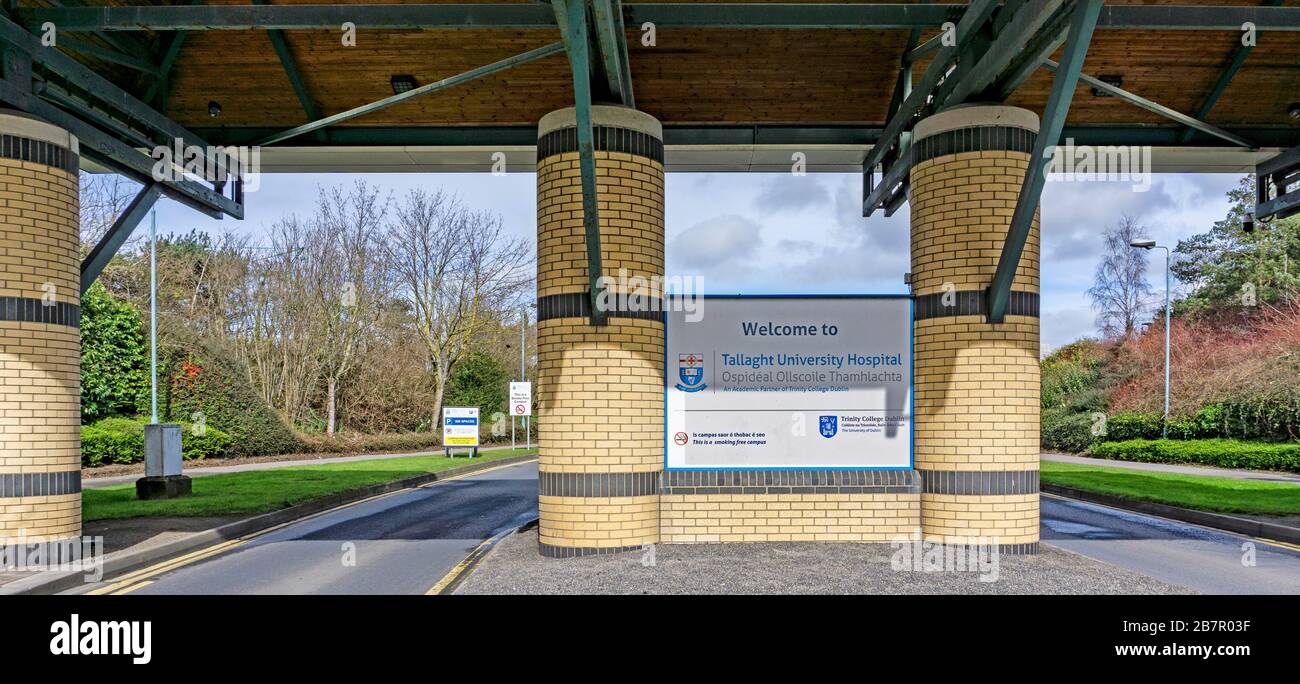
1041;407;1097;453
82;417;234;467
158;332;304;457
1088;438;1300;473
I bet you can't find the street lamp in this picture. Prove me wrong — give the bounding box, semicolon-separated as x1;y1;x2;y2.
1130;238;1170;439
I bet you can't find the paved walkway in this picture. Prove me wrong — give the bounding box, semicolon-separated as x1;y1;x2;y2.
1042;453;1300;484
83;443;534;489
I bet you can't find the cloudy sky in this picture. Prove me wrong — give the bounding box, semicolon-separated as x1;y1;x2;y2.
153;170;1240;354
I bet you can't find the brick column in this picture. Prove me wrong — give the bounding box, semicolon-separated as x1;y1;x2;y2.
534;106;664;557
909;105;1041;554
0;111;82;544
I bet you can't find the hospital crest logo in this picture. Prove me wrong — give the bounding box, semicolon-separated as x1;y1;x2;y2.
675;353;707;393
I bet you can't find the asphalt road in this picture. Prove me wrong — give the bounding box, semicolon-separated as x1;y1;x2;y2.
76;460;1299;595
88;460;539;595
1041;494;1300;594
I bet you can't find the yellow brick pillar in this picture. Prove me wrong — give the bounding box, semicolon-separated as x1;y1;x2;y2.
0;111;82;544
909;105;1041;554
535;106;664;557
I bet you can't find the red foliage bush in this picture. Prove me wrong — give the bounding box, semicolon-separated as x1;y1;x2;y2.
1109;299;1300;416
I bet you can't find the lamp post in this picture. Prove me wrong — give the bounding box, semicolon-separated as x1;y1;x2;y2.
1130;239;1170;439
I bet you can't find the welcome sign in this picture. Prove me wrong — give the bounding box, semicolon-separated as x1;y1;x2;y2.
665;296;912;469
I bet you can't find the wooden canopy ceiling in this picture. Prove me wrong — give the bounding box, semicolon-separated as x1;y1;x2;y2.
21;0;1300;140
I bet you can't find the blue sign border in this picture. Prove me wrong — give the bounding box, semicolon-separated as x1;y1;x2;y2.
662;294;915;472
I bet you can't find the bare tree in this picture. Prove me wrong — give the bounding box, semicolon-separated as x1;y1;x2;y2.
78;173;139;248
306;182;388;434
386;189;532;428
1087;214;1155;340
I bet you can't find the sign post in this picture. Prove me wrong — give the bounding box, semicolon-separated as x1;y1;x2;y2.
510;381;532;450
666;296;912;469
441;407;480;458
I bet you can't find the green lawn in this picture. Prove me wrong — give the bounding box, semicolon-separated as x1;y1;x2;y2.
83;448;537;521
1041;460;1300;516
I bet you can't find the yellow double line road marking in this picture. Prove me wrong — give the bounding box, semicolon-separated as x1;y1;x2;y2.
426;537;495;595
89;458;537;595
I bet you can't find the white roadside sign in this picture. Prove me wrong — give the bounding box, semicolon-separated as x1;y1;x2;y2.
442;407;480;447
509;382;532;417
666;296;912;469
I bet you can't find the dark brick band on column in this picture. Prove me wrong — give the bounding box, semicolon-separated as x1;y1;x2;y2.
918;469;1039;496
1;134;79;175
537;124;664;164
913;290;1038;321
0;471;81;498
0;297;80;329
538;471;661;498
660;469;920;495
911;124;1037;165
538;542;650;559
536;291;666;323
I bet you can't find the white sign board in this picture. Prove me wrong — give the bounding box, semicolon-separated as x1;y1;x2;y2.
666;296;911;469
509;382;532;416
442;407;480;447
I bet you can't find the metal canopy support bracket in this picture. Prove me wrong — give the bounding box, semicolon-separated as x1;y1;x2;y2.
255;41;564;146
80;183;162;293
1255;146;1300;221
591;0;634;107
253;0;326;142
0;13;242;219
555;0;607;326
943;0;1064;106
986;0;1103;324
1178;0;1283;144
1044;60;1257;149
862;0;999;217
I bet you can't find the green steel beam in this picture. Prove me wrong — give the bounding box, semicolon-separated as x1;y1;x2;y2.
990;0;1075;100
942;0;1063;106
17;4;563;30
55;34;161;75
141;27;190;107
862;0;999;216
591;0;633;106
987;0;1102;324
254;0;326;142
1044;59;1257;149
0;77;237;218
255;41;564;146
188;123;1299;150
80;182;162;293
867;2;924;215
17;4;1300;31
1178;0;1283;144
0;12;243;219
555;0;607;326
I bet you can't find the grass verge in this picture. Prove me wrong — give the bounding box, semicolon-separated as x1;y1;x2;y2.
1041;461;1300;516
83;448;537;522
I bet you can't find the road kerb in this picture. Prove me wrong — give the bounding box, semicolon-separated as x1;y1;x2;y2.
1042;484;1300;547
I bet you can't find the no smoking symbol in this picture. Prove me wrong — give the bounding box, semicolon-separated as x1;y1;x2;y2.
515;404;525;415
673;432;689;446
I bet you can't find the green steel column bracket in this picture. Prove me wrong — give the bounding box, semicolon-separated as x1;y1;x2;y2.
862;0;999;217
987;0;1103;324
591;0;634;106
1178;0;1282;144
81;183;163;293
254;0;326;143
555;0;607;326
